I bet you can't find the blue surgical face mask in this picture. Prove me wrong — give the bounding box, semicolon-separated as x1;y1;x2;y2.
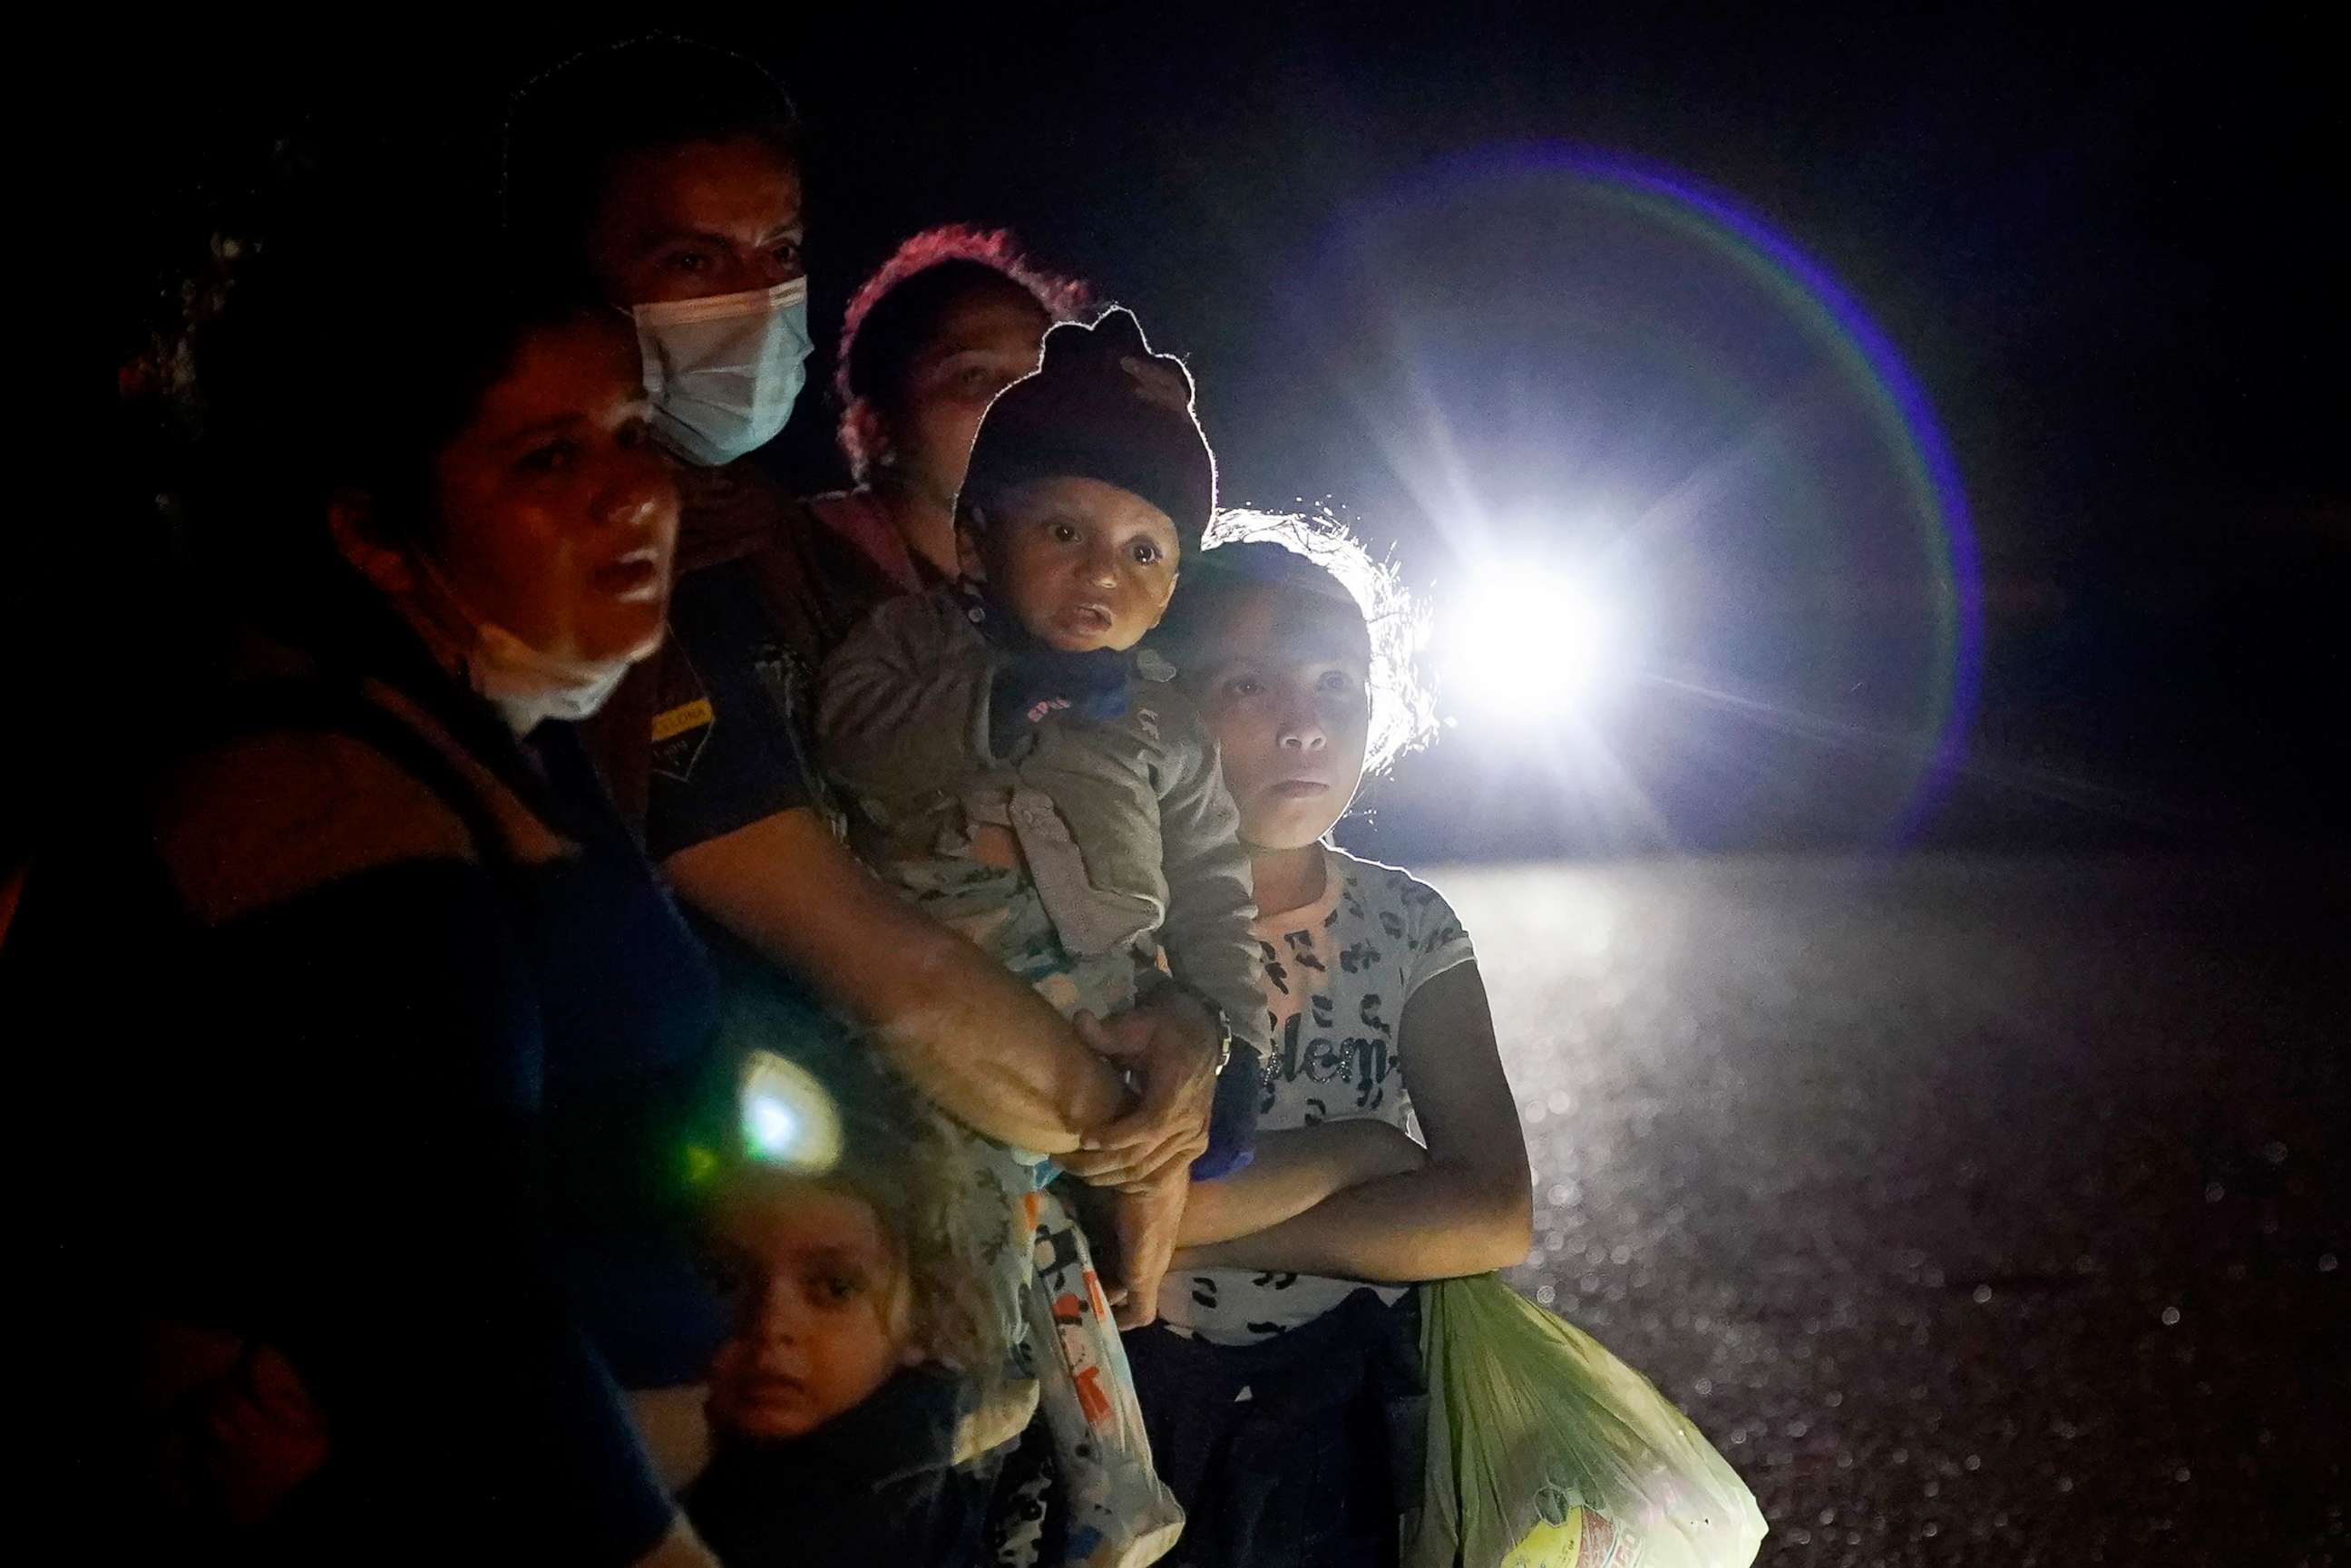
630;278;812;468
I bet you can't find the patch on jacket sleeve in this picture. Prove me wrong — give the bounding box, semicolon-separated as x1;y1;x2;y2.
649;642;717;783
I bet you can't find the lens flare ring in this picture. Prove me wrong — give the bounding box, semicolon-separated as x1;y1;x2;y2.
1332;145;1982;842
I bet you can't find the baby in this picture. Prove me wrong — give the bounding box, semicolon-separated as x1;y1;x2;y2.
816;308;1259;1562
817;306;1267;1218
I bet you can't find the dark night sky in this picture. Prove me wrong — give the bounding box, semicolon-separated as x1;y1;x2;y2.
105;5;2344;857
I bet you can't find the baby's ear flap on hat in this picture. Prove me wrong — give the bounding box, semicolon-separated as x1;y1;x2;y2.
1042;304;1149;366
1117;353;1195;415
1046;307;1199;412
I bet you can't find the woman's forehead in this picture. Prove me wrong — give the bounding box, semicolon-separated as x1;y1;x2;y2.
464;317;642;437
928;280;1050;354
609;135;802;247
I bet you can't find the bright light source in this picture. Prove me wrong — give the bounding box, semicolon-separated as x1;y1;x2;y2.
739;1050;843;1172
747;1096;799;1157
1444;564;1631;718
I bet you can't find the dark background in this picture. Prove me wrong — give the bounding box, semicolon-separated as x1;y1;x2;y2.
89;11;2349;1563
104;4;2343;862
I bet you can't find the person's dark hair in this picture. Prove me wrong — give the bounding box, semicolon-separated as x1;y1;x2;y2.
189;164;600;604
704;1000;1007;1384
1154;509;1439;774
834;226;1093;482
503;34;801;285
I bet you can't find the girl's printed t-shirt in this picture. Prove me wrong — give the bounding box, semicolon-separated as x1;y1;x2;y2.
1157;847;1475;1345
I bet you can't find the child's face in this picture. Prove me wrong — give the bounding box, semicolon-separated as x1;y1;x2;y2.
961;476;1182;653
1186;583;1374;852
703;1175;917;1442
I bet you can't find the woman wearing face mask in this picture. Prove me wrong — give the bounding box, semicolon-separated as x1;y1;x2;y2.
21;204;735;1563
503;34;850;692
814;225;1093;596
506;41;1224;1274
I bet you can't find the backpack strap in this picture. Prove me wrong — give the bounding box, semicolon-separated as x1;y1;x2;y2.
189;677;524;886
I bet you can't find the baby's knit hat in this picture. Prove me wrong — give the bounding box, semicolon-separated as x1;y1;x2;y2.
957;307;1216;550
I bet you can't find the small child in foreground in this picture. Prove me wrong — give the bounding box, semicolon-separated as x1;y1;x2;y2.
683;1044;1020;1567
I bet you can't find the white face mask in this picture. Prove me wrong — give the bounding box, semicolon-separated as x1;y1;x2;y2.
462;618;629;724
630;278;813;468
407;557;630;726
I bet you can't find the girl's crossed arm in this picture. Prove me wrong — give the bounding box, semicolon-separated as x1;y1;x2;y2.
1170;960;1533;1281
1175;1116;1428;1247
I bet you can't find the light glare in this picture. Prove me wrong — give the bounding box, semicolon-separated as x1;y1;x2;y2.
738;1050;844;1173
1447;565;1628;718
747;1096;799;1157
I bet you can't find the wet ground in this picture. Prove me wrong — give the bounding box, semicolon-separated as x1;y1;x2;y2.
1431;852;2346;1566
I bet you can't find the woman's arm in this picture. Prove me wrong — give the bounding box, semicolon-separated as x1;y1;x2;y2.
1064;1160;1193;1329
1175;1118;1428;1247
1170;961;1532;1281
666;806;1134;1154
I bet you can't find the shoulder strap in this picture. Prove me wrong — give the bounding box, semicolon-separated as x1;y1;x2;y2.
190;678;518;879
3;677;515;1017
578;658;660;842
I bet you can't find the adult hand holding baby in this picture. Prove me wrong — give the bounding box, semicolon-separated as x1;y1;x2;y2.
1056;991;1221;1191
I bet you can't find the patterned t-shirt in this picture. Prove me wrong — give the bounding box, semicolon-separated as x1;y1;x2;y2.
1156;847;1475;1344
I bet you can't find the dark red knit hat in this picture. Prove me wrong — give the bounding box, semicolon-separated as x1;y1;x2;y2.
957;307;1216;550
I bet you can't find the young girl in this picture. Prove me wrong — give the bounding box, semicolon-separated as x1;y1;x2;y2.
684;1039;1021;1567
1132;512;1536;1568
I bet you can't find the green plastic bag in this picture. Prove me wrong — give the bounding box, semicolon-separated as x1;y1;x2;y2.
1406;1275;1767;1568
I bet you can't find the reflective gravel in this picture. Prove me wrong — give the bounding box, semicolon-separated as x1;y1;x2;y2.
1425;852;2347;1566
